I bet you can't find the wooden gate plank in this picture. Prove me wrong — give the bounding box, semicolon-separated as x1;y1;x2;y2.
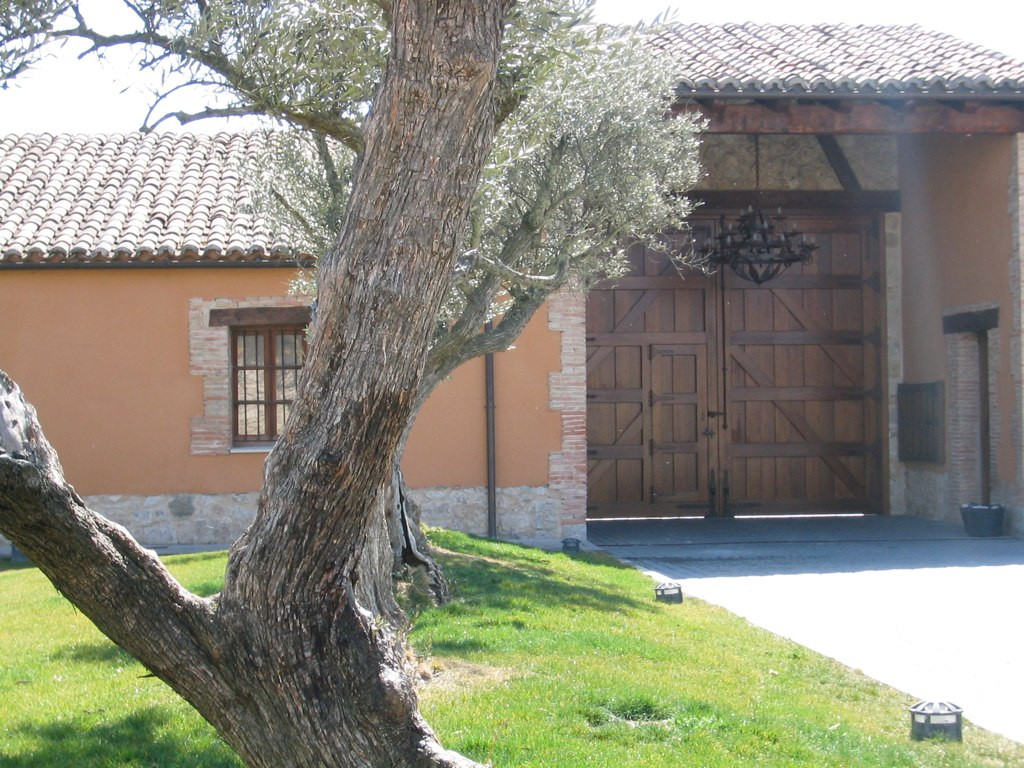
730;331;867;499
586;217;882;519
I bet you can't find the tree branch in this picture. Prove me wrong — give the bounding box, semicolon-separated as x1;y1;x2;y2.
475;252;567;287
315;133;345;204
269;187;323;248
0;370;225;710
146;105;260;131
420;289;548;401
426;273;501;375
49;17;367;152
369;0;394;23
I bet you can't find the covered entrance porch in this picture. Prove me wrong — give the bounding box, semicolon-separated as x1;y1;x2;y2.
547;25;1024;540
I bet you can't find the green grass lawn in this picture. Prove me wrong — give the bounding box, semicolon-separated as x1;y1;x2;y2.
2;532;1022;767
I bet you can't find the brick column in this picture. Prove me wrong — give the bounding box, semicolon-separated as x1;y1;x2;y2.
547;286;588;539
943;306;1001;523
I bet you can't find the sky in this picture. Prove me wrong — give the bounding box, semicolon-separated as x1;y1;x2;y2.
1;0;1022;134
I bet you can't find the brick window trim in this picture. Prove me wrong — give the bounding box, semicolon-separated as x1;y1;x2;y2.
190;296;312;456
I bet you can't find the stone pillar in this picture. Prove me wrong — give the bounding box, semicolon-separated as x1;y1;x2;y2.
885;212;906;516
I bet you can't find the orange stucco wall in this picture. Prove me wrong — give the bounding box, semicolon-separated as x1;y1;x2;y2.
1;269;292;495
402;312;562;488
0;267;560;495
899;134;1016;476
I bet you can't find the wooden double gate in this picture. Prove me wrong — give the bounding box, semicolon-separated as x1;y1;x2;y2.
586;214;884;518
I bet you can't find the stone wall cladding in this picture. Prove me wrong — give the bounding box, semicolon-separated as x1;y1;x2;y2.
2;494;257;556
88;493;258;548
411;486;559;539
547;286;588;540
697;135;898;192
884;213;906;516
903;467;948;523
189;295;310;455
2;487;553;552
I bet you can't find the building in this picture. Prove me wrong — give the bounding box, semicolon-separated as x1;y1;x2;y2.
2;23;1024;554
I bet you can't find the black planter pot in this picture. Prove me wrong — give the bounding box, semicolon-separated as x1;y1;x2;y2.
960;504;1004;537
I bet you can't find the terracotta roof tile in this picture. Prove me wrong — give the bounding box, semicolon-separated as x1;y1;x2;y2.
656;23;1024;97
4;25;1024;267
0;132;300;267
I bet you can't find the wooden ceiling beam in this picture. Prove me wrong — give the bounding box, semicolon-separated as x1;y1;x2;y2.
816;135;862;192
674;99;1024;134
691;190;900;212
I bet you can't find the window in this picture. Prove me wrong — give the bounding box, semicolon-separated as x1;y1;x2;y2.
208;306;312;446
232;326;306;443
897;381;944;463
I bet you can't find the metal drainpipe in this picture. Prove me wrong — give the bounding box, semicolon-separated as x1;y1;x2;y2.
485;323;498;538
979;329;991;506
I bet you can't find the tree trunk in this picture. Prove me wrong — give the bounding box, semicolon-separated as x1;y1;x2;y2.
365;287;549;613
358;285;551;620
0;2;513;766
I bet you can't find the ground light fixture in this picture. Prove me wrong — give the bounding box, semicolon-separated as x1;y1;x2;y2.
654;582;684;603
909;700;963;741
561;537;581;553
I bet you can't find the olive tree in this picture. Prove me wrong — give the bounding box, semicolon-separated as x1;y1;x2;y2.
0;2;699;765
255;36;701;599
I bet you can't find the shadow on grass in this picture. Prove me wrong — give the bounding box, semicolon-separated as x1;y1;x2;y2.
433;541;653;617
430;637;493;654
186;579;224;598
162;552;228;567
3;709;241;768
50;641;132;666
0;560;37;573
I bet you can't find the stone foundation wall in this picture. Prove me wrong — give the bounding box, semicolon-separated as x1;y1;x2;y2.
903;468;952;525
411;486;560;540
1;486;562;558
2;494;257;557
84;493;260;549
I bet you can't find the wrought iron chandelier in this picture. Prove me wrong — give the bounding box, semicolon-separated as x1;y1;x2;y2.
702;137;817;285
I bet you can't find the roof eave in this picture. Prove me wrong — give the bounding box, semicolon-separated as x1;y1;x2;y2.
675;86;1024;103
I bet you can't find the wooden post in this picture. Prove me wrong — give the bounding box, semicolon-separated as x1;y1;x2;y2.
978;329;991;505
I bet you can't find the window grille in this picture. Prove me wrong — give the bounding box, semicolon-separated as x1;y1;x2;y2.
897;381;944;463
231;326;306;443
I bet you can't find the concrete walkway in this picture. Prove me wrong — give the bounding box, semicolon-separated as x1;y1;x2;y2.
589;515;1024;744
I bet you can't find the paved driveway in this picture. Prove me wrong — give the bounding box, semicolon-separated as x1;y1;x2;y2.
589;516;1024;744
